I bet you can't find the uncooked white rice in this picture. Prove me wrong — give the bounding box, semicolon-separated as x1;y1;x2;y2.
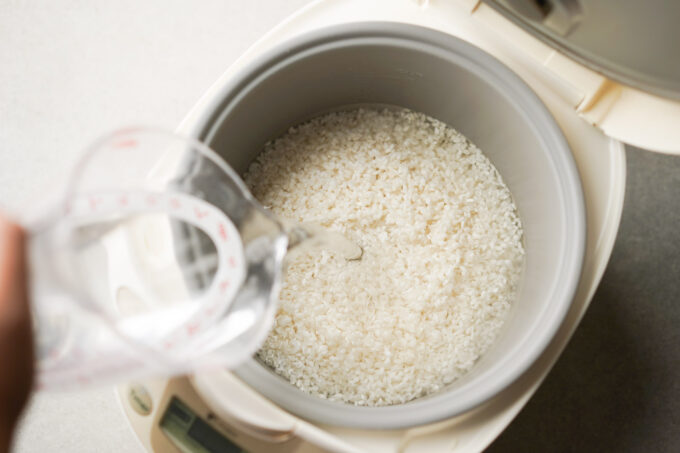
245;108;524;406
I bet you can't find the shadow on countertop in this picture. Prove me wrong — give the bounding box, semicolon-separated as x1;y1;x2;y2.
486;147;680;452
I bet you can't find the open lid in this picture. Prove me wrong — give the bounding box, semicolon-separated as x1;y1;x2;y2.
460;0;680;154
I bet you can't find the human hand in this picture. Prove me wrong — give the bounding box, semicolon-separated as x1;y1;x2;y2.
0;217;34;452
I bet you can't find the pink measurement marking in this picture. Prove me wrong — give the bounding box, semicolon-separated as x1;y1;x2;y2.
112;139;137;149
206;306;217;316
146;195;158;206
64;202;72;215
228;256;237;268
76;374;90;385
219;280;231;293
89;197;101;210
118;195;129;206
186;321;200;336
170;198;181;209
194;207;209;219
163;340;175;350
218;223;228;241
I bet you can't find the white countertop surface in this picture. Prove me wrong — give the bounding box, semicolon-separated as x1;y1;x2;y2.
1;1;307;451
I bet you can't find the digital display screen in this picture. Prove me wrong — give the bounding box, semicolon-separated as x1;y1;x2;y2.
188;417;241;453
160;397;246;453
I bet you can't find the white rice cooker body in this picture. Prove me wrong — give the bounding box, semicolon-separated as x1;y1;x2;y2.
175;0;679;451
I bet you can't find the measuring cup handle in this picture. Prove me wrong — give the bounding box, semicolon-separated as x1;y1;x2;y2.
29;190;248;389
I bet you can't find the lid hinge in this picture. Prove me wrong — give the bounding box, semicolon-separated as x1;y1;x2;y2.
575;80;622;126
542;49;623;125
456;0;482;13
456;0;680;152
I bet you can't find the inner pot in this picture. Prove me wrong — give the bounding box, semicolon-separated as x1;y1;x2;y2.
190;22;585;429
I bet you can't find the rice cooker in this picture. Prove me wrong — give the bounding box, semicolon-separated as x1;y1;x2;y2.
117;1;680;451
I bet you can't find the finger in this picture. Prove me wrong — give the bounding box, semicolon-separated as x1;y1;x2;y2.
0;216;29;325
0;215;34;439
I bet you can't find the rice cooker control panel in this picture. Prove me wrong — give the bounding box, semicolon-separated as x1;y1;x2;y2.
119;378;306;453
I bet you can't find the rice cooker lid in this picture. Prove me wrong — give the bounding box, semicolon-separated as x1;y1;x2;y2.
466;0;680;154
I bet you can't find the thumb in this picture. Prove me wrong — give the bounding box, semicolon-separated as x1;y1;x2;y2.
0;215;34;448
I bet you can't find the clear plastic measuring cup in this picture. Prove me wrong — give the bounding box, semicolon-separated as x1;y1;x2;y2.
28;128;288;389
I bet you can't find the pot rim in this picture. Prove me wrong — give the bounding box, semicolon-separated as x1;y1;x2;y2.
189;21;586;429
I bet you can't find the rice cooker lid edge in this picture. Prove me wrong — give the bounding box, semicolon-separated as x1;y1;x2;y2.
462;0;680;154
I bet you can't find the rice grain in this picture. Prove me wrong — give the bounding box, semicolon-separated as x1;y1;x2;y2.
245;109;524;406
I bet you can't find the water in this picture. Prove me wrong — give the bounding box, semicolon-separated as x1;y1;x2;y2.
31;209;362;389
283;221;364;263
28;127;367;389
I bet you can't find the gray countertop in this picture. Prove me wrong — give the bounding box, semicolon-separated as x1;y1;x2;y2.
3;1;679;452
488;147;680;452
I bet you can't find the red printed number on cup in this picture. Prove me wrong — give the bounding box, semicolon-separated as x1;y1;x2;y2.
194;207;209;219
